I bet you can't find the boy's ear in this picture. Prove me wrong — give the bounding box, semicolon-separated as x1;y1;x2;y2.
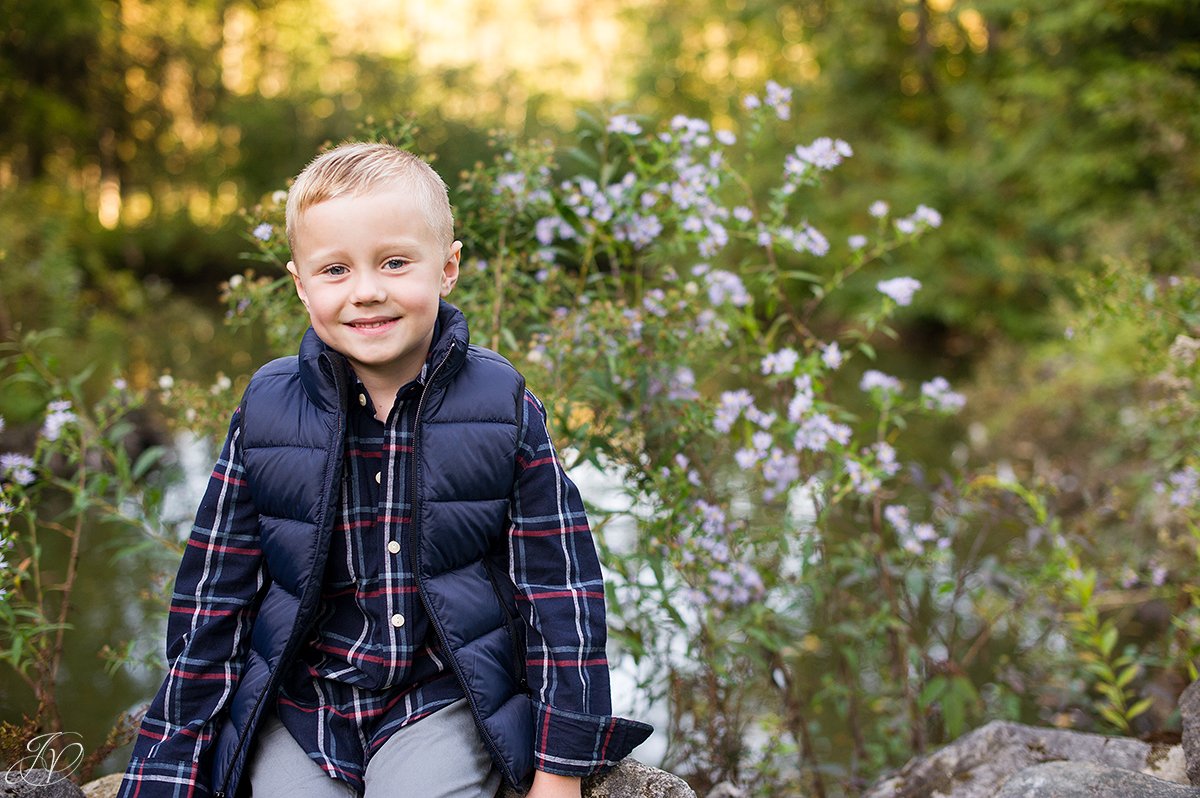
286;261;310;310
440;241;462;297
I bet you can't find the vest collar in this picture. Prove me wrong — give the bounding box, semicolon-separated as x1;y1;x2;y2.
297;299;471;410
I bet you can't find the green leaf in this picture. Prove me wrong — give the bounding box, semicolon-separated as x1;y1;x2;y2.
1115;663;1140;689
782;270;822;284
132;446;166;481
1100;625;1118;657
1099;706;1130;732
1127;697;1154;721
919;676;947;708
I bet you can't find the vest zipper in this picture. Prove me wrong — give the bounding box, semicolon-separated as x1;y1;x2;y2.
214;354;349;798
409;342;519;786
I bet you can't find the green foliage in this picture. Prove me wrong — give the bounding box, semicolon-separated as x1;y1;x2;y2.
628;0;1200;339
3;0;1199;787
209;105;1136;795
0;331;176;736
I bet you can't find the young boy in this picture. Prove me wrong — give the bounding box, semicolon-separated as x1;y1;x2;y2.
118;142;652;798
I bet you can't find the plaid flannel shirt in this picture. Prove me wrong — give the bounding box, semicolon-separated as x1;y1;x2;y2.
120;360;618;796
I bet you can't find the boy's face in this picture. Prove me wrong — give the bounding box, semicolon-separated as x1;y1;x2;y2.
287;188;461;393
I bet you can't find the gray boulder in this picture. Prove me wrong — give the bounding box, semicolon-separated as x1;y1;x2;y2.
1181;679;1200;786
1;769;85;797
81;758;693;798
995;761;1200;798
864;720;1186;798
579;760;696;798
499;760;696;798
80;773;121;798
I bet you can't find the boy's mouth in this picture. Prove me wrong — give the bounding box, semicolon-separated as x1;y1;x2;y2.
346;317;398;331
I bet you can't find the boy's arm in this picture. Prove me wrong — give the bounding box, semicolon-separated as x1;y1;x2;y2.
119;408;268;798
508;390;651;779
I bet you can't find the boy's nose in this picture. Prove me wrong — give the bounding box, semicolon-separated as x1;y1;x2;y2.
350;270;388;303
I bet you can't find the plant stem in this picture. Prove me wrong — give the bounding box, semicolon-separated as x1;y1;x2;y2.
871;494;925;754
491;225;507;351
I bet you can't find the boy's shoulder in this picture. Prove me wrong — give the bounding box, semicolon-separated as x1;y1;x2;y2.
241;354;304;401
250;354;301;381
455;344;527;395
464;343;519;372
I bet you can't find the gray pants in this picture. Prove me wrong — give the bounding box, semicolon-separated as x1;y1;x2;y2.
246;699;502;798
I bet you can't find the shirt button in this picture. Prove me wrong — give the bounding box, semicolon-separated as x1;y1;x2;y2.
375;471;381;484
391;613;405;628
387;540;401;554
358;393;367;407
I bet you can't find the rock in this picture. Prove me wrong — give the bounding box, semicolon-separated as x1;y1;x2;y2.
499;760;696;798
1158;747;1193;785
994;761;1200;798
864;720;1188;798
76;758;692;798
1180;679;1200;786
80;773;122;798
0;769;85;797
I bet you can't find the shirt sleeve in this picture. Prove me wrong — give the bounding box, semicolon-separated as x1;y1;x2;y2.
508;389;652;777
119;408;268;798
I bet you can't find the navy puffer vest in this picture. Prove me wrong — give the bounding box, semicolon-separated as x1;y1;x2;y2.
209;302;532;797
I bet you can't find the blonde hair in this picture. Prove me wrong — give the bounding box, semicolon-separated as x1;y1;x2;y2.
285;142;454;255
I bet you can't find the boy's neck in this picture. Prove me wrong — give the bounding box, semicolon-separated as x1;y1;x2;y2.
356;368;420;422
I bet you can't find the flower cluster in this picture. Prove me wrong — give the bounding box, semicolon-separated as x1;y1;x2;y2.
761;348;800;376
492;157;553;212
884;504;949;555
606;114;642;136
860;369;902;396
770;223;831;257
821;342;844;370
894;204;943;234
714;389;757;433
920;377;966;413
41;400;78;442
786;137;853;174
1158;466;1199;509
678;500;765;607
1;453;35;487
701;267;751;307
743;80;793;121
877;277;922;306
793;413;852;453
659;116;733;257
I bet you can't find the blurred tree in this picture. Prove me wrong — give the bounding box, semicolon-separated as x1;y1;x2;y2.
0;0;489;285
626;0;1200;343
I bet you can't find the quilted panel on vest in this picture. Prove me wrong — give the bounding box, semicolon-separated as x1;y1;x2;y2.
251;584;301;669
211;646;270;795
455;625;524;716
242;445;329;522
421;420;518;501
487;694;535;782
256;515;320;594
421;562;509;647
420;498;509;575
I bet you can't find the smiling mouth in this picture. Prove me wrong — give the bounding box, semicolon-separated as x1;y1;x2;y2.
347;318;398;330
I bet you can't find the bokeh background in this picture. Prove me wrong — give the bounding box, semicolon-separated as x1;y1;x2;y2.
2;0;1199;792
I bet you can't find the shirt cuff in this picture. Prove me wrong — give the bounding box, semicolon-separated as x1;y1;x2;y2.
531;699;654;777
118;756;210;798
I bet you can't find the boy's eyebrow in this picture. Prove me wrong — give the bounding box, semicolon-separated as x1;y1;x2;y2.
299;238;428;263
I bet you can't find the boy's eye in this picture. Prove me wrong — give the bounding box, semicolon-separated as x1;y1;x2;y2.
325;264;349;276
384;258;408;270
